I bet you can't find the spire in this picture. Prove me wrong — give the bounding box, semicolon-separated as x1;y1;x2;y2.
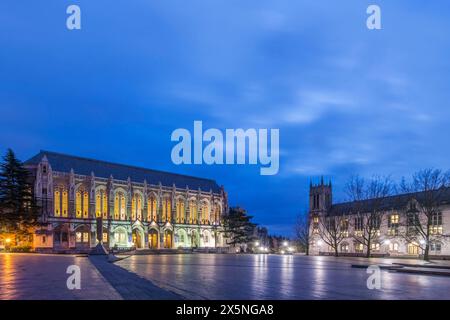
321;176;324;186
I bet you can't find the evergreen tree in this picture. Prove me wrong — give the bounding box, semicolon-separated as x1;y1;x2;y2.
222;206;257;247
0;148;40;237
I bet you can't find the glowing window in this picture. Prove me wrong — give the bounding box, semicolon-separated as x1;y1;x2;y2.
83;192;89;218
62;191;68;217
132;196;136;220
54;190;61;217
76;192;82;218
96;193;101;218
120;195;126;220
114;194;119;220
102;192;108;219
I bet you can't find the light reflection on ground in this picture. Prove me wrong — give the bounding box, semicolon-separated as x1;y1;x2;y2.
117;254;450;300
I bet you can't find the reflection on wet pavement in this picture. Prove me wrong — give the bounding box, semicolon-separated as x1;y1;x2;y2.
117;254;450;300
0;253;121;300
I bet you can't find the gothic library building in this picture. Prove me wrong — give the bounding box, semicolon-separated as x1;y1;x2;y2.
24;151;228;253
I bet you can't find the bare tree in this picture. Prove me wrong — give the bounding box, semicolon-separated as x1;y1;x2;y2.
399;169;450;261
345;175;395;258
294;213;310;255
317;214;348;257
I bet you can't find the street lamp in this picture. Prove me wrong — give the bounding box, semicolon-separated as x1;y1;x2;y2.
5;238;11;244
283;241;288;247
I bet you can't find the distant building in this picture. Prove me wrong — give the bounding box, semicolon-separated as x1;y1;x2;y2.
24;150;228;253
309;179;450;258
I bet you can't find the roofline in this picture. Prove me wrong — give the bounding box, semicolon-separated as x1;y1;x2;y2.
331;186;450;209
26;150;220;186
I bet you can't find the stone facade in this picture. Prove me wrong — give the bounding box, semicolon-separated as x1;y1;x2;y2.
24;151;228;253
309;179;450;258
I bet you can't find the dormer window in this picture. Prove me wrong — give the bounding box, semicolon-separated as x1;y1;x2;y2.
42;165;47;174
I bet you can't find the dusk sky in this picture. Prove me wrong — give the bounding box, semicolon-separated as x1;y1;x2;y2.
1;1;450;235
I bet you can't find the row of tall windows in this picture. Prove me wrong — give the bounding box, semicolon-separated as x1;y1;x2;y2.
54;190;221;224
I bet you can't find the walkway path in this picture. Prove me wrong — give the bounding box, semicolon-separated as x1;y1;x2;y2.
89;256;183;300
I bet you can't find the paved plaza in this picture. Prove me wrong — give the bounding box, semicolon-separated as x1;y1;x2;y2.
0;253;121;300
1;253;450;300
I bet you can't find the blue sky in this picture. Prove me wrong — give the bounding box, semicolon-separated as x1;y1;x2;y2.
1;1;450;235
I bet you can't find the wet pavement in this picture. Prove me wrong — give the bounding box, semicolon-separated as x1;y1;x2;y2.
0;253;121;300
2;253;450;300
116;254;450;300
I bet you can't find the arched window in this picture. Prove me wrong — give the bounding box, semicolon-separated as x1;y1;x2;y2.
131;194;143;221
114;194;120;220
161;197;171;222
76;191;82;218
201;202;209;224
166;199;171;222
147;196;157;221
189;200;197;224
120;194;126;220
137;196;142;220
102;192;108;219
132;196;136;220
176;199;185;223
96;190;108;219
96;193;101;218
62;191;68;217
83;192;89;218
54;190;61;217
114;192;126;220
215;205;221;224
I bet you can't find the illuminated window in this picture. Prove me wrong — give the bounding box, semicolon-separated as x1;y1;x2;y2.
102;192;108;219
340;243;349;253
83;192;89;218
96;190;108;219
388;214;400;236
355;243;364;253
62;191;68;217
96;193;101;218
215;205;221;223
390;214;399;224
76;231;89;243
137;196;142;220
120;195;126;220
54;190;61;217
389;242;399;252
408;243;419;255
201;202;209;224
371;242;380;251
430;212;443;235
114;194;120;220
176;199;185;223
189;200;197;224
102;232;108;243
147;196;157;221
132;196;136;220
162;198;171;222
76;192;82;218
